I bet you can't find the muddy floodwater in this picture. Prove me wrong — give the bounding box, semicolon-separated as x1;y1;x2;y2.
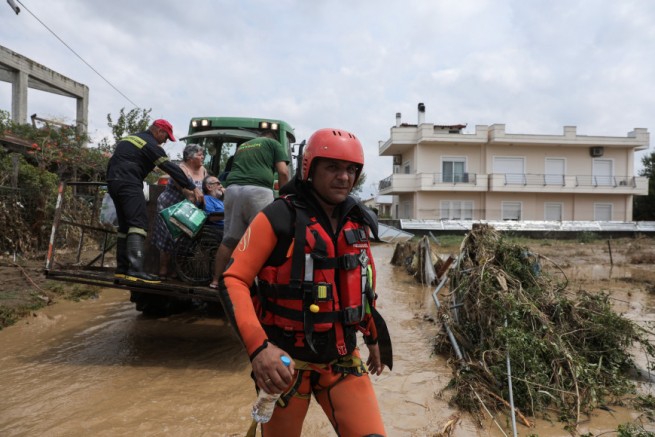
1;243;653;436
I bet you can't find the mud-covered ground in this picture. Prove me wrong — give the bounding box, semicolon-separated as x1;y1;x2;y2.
0;254;98;329
1;236;655;436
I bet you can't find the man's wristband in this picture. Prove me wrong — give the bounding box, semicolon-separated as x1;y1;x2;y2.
249;339;268;361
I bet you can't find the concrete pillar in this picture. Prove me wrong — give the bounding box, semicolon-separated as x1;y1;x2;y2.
11;70;28;124
76;86;89;137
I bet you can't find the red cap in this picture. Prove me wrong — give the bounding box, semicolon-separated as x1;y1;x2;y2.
153;119;176;142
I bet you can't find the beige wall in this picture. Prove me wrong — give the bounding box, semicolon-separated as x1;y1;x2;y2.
414;191;483;220
411;143;635;181
486;145;631;176
417;143;483;175
483;193;629;221
398;191;632;221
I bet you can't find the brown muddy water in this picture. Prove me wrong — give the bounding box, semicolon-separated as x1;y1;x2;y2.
0;244;653;436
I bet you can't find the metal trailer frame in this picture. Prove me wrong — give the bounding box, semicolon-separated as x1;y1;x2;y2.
44;180;222;303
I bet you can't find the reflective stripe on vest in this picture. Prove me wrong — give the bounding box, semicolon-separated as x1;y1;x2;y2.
122;135;147;149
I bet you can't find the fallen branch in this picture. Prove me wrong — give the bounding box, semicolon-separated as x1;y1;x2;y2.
13;262;48;296
483;388;533;428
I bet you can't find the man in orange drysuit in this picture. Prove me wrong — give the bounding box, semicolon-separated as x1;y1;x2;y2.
220;128;393;437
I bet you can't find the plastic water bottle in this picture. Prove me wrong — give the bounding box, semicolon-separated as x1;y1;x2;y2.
251;355;292;423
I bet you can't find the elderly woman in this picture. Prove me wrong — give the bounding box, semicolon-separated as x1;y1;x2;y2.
152;143;207;279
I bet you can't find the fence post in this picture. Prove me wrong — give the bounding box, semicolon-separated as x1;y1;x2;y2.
11;154;19;189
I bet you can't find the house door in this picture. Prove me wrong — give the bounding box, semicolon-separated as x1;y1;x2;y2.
493;157;524;184
545;158;565;185
592;159;613;186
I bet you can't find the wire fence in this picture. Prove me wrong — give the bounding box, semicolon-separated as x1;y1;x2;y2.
0;183;101;256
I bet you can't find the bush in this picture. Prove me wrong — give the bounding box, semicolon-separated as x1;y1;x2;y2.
0;110;107;254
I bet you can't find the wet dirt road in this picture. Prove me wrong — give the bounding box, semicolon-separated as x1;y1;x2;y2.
0;243;652;436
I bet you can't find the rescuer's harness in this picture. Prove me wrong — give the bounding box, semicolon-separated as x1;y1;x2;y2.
255;196;377;359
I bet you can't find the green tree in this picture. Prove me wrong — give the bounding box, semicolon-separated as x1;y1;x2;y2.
223;144;236;168
351;171;367;196
97;107;152;153
0;109;105;180
0;109;93;250
633;152;655;220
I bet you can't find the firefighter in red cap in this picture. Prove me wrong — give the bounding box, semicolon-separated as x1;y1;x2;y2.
107;119;203;283
221;128;393;437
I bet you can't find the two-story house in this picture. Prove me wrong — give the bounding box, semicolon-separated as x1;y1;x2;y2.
378;104;649;222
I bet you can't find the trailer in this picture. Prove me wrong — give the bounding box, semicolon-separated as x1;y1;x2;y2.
44;181;224;316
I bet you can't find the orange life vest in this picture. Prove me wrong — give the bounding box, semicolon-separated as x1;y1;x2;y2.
255;200;376;361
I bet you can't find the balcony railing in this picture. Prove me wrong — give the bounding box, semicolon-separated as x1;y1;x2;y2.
379;175;393;191
432;173;477;184
379;172;645;194
500;174;636;188
575;175;636;188
379;172;484;193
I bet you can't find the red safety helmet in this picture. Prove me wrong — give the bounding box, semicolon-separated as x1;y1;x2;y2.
302;128;364;184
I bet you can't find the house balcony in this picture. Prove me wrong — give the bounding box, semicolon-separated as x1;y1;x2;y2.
488;174;648;194
378;173;648;195
378;172;488;194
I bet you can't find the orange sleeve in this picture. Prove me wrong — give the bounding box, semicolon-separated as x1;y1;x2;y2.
223;212;279;356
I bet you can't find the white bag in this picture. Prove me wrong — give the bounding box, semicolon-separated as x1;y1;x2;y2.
99;193;118;227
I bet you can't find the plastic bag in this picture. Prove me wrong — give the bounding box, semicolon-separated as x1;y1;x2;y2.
99;193;118;227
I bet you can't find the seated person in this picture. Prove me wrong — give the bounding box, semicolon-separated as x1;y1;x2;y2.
202;176;225;229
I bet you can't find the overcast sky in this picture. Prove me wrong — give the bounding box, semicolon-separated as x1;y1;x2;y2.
1;0;654;198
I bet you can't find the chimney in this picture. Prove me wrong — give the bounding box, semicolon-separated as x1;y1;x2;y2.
395;112;401;127
418;102;425;124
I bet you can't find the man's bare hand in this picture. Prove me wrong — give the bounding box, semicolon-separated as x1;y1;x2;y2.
251;344;295;394
366;343;385;376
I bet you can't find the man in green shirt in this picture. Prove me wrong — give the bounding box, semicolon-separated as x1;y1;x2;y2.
209;130;289;288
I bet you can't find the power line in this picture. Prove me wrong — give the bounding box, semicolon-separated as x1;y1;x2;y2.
15;0;140;108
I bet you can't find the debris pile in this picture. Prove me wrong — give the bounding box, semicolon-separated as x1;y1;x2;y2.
391;235;452;285
433;225;655;426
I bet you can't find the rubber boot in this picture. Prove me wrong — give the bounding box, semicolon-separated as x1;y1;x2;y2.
125;233;161;284
114;237;129;279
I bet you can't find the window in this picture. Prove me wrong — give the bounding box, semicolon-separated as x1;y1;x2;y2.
544;203;563;221
403;160;411;174
594;203;612;221
545;158;565;186
442;158;467;182
592;159;613;186
501;201;522;220
440;201;473;220
493;157;525;185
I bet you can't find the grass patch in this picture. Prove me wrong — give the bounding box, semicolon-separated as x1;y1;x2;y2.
0;290;50;329
0;281;99;330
